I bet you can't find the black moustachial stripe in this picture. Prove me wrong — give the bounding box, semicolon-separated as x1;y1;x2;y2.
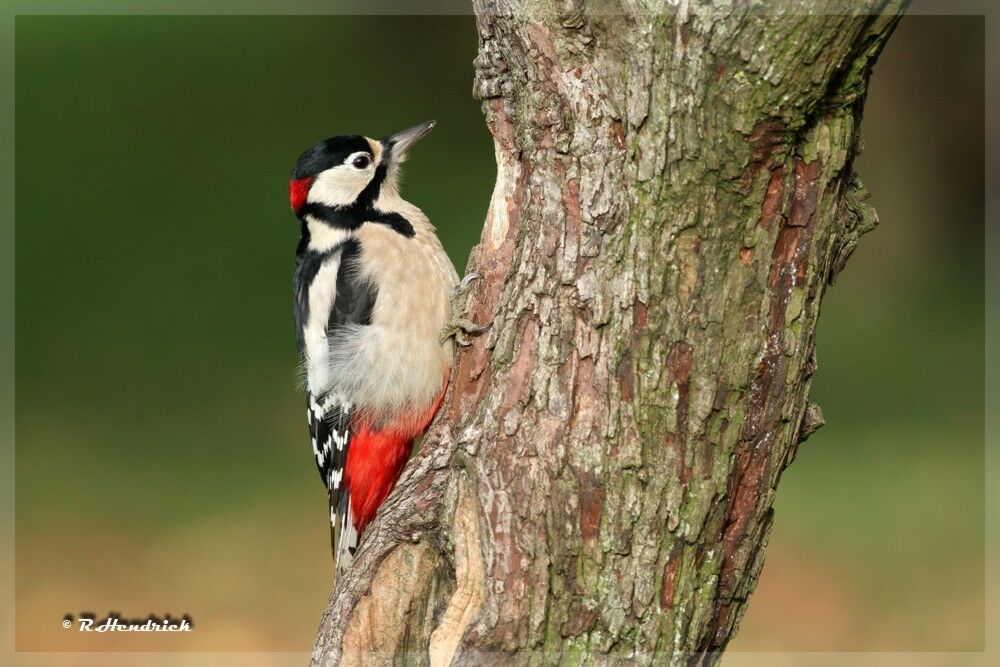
298;202;415;239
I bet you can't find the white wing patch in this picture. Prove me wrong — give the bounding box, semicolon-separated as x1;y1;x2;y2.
303;251;343;394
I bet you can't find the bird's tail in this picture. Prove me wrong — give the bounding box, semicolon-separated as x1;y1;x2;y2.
330;488;359;577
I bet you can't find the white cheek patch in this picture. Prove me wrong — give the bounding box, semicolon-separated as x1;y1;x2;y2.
308;163;373;208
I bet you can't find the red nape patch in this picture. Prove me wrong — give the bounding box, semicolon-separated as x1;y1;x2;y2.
289;177;313;212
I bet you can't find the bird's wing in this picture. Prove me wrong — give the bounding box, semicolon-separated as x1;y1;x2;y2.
307;392;356;571
313;238;377;573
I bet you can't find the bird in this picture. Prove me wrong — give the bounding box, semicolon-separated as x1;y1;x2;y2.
289;121;483;574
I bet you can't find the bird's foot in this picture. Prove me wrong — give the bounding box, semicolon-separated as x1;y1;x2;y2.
443;318;490;346
441;273;491;346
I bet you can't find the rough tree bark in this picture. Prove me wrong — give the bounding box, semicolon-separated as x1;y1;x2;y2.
313;2;903;664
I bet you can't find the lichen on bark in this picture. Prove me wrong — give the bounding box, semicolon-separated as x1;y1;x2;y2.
312;2;905;665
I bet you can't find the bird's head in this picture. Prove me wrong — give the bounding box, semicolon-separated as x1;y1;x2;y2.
289;121;435;216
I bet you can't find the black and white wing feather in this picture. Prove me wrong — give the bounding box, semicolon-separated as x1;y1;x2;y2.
297;238;377;573
306;391;355;569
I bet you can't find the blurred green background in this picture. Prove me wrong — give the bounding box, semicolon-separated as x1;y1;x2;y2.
13;14;983;654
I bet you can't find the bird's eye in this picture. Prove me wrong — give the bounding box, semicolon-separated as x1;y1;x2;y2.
352;155;371;169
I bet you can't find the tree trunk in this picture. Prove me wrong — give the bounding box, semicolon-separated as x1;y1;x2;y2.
312;2;903;664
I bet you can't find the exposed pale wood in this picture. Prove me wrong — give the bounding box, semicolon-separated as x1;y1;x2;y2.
428;479;486;667
339;542;435;666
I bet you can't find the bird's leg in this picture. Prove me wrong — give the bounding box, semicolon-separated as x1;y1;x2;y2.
441;273;491;346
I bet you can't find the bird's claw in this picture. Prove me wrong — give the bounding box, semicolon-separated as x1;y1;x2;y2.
442;274;490;346
456;272;481;293
442;318;491;346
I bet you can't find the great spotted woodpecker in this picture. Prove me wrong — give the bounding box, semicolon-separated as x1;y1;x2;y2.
290;122;481;573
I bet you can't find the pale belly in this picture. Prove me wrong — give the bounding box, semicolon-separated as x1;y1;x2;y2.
310;239;457;423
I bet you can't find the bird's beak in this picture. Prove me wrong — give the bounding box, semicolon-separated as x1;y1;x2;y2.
383;120;435;158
